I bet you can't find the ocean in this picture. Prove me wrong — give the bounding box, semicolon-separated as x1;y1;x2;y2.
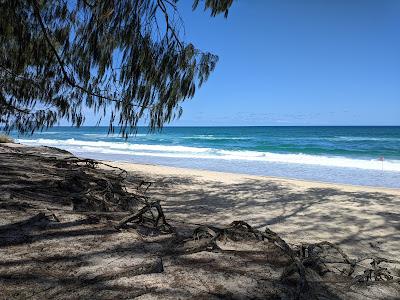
14;126;400;188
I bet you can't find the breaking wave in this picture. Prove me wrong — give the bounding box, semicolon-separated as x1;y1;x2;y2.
17;138;400;172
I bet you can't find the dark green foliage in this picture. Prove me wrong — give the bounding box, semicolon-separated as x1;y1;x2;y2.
0;0;234;136
192;0;233;17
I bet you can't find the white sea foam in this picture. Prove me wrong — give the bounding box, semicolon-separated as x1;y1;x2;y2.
17;138;212;153
17;138;400;172
276;136;400;142
329;136;400;142
182;135;249;140
34;132;59;135
83;133;147;138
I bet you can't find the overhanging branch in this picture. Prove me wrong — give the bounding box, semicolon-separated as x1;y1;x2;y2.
30;0;148;110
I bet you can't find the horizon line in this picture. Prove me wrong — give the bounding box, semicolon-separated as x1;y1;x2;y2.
50;125;400;128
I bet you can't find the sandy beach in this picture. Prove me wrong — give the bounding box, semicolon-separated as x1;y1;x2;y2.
1;144;400;299
110;161;400;259
3;0;400;297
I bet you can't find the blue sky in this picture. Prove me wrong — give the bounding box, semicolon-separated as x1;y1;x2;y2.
80;0;400;126
164;0;400;126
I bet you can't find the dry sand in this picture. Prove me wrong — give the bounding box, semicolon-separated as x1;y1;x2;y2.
1;143;400;299
110;161;400;259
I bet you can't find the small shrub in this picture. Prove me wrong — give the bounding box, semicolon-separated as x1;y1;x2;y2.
0;135;14;143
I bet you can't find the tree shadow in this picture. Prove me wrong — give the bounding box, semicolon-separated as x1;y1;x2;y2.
128;171;400;259
0;214;350;300
1;144;399;298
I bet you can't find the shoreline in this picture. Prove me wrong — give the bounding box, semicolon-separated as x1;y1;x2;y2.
6;141;400;192
3;143;400;255
101;155;400;260
104;159;400;194
1;143;400;298
16;128;400;189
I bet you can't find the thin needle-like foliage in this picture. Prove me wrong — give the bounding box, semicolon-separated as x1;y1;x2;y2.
0;0;234;137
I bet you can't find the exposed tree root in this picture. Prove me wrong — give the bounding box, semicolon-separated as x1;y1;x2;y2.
0;212;48;229
1;144;399;299
1;145;147;211
116;200;173;233
175;221;400;299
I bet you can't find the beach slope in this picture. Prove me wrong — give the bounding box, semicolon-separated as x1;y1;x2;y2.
112;161;400;259
1;143;399;299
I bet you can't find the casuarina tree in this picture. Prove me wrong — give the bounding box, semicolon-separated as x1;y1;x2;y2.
0;0;234;136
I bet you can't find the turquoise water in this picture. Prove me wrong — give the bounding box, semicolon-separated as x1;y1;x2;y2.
14;126;400;188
